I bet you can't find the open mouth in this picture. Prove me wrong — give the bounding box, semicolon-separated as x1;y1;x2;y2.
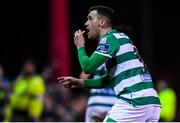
84;28;89;35
85;27;89;32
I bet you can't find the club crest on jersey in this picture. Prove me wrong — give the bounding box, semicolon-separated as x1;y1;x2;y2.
96;44;110;53
99;37;107;43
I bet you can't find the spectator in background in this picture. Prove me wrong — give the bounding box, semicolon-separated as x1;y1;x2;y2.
0;64;10;121
4;59;45;122
41;65;53;84
41;69;87;122
40;92;59;122
79;64;117;122
157;79;177;122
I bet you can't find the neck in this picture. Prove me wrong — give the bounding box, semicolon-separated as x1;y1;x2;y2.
100;27;112;38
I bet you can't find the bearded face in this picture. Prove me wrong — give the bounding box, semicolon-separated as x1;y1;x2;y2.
85;10;101;40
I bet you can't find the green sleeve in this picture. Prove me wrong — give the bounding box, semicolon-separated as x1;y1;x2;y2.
84;73;113;88
78;47;108;73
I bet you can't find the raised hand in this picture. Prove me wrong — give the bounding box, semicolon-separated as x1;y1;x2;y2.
57;76;84;88
74;30;85;49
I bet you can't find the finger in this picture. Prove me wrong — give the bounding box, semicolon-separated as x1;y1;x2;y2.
74;30;78;33
56;79;65;87
57;78;65;84
74;32;79;39
59;77;70;84
58;80;64;84
78;30;85;34
63;81;71;88
63;77;72;81
58;78;67;84
62;82;67;87
74;31;78;37
57;76;65;80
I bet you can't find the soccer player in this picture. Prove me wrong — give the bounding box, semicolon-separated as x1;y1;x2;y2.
79;64;117;122
58;5;161;122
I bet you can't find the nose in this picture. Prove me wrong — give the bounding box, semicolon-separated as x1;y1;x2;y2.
84;21;88;26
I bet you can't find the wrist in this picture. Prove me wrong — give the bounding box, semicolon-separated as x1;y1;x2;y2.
77;45;84;49
84;79;92;88
81;79;85;88
78;47;85;55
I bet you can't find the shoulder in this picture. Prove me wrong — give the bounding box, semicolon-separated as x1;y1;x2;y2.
111;32;130;40
28;75;45;85
101;31;130;43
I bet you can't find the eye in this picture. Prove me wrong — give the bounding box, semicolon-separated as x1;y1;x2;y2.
88;15;93;20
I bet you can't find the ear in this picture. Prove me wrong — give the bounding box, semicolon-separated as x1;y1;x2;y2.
99;19;105;28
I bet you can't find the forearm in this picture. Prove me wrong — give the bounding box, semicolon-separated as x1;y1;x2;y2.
78;47;107;73
78;47;90;72
84;73;112;88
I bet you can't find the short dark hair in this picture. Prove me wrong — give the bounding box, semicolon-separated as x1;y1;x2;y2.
89;5;115;26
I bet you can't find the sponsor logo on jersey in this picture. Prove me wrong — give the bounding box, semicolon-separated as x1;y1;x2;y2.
96;44;110;53
140;74;152;81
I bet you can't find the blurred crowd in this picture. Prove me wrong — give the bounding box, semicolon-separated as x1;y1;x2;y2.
0;59;179;122
0;59;88;122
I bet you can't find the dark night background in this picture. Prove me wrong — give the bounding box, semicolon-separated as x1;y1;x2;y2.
0;0;180;120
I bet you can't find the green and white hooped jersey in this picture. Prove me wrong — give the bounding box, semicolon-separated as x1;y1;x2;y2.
95;29;161;107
